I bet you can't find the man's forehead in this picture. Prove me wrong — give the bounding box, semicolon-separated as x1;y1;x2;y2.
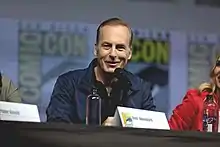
101;24;129;29
100;26;130;40
100;25;130;35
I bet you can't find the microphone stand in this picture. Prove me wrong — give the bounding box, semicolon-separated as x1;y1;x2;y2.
119;80;130;106
118;89;124;106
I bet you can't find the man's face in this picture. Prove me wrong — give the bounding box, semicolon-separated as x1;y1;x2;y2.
95;25;132;73
213;66;220;88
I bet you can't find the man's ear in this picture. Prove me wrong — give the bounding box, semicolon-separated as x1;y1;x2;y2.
128;47;132;60
94;44;98;57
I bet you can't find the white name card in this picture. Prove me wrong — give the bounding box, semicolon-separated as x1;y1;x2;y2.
113;106;170;130
0;101;40;122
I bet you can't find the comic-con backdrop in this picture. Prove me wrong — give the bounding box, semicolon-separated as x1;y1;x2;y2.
0;19;219;122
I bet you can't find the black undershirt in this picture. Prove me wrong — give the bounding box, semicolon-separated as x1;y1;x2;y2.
94;80;124;122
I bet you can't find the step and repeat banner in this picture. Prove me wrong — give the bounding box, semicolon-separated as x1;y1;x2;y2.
0;19;219;121
127;29;170;115
187;33;220;89
17;21;94;121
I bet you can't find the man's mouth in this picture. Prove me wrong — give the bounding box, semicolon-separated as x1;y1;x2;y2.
105;61;120;67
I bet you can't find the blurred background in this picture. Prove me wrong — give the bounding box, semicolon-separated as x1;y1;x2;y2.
1;0;220;122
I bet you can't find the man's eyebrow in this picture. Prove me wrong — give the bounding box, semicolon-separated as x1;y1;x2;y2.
116;44;126;46
102;42;111;45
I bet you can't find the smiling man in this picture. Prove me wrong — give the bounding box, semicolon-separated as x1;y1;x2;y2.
46;17;156;124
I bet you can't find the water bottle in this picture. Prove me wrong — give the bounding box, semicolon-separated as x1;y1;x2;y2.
86;88;102;125
203;95;218;132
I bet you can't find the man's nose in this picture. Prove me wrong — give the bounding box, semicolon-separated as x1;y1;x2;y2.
109;47;117;58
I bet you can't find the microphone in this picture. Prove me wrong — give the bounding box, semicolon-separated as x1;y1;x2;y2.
114;68;131;88
113;68;131;107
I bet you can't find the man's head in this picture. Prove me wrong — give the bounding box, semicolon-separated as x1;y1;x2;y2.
94;17;133;73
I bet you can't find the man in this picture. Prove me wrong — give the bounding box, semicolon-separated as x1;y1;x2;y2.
46;17;156;124
0;72;21;103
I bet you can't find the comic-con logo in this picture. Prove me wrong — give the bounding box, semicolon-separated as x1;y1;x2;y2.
121;112;133;127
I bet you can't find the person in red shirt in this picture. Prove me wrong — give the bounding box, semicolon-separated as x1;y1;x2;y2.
169;57;220;131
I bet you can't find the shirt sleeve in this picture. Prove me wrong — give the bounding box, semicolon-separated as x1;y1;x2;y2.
168;89;199;130
46;74;75;123
141;81;156;111
1;75;21;103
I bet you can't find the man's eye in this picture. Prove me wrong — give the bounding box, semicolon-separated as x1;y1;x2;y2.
103;44;111;49
117;47;125;51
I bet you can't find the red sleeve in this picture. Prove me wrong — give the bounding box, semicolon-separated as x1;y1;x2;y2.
168;89;199;130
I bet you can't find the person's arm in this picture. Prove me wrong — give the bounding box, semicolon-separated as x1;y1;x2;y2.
168;89;198;130
1;75;21;103
141;81;156;111
46;74;75;123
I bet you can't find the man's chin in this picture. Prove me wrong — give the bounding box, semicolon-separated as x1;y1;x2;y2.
104;70;115;74
103;67;117;74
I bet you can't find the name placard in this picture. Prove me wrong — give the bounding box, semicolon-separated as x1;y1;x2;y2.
0;101;40;122
113;106;170;130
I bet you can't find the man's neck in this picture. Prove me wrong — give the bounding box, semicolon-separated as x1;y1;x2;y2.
94;66;114;86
